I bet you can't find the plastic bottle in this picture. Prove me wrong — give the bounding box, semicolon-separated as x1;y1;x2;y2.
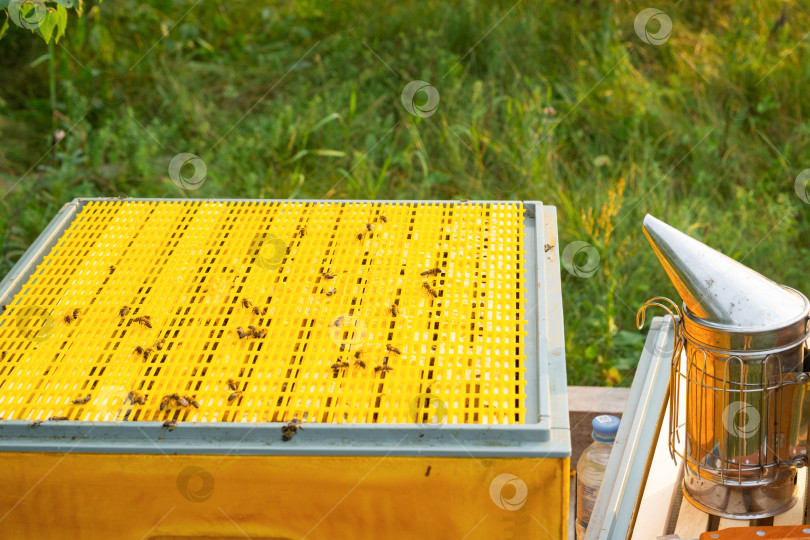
576;414;620;540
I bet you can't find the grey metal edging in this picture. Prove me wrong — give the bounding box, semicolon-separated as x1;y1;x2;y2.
585;316;675;539
0;199;569;458
0;200;80;307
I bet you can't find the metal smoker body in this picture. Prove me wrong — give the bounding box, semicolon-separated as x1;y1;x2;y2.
640;215;810;519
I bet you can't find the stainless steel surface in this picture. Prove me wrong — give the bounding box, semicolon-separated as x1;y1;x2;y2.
642;214;807;328
642;215;810;519
584;316;676;540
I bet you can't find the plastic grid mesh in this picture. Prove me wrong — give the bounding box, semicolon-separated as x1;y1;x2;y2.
0;201;527;424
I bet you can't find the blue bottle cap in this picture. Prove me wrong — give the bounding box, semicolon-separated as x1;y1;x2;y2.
592;414;620;442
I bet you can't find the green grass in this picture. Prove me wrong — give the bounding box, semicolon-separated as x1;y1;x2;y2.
1;0;809;386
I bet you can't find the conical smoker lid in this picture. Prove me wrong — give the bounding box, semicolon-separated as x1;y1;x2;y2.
642;214;807;329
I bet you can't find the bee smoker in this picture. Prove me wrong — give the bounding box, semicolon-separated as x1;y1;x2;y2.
638;215;810;519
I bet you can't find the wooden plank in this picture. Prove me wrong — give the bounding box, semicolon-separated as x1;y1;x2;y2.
674;498;711;537
773;467;809;526
717;517;750;529
630;391;683;539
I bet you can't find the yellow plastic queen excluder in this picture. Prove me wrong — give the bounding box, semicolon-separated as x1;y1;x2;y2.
0;199;570;539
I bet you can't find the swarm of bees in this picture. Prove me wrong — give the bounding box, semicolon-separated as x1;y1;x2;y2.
132;315;152;328
281;418;303;441
236;326;266;339
420;267;443;276
71;395;91;405
160;393;199;410
63;309;81;324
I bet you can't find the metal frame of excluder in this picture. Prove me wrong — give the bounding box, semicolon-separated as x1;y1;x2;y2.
0;198;569;459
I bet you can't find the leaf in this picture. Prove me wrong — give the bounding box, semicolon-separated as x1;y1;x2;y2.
54;3;67;42
29;52;49;67
309;112;342;134
0;13;8;41
37;7;56;43
311;149;346;158
52;0;75;7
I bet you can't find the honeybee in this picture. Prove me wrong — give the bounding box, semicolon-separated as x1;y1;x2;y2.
390;303;398;317
31;420;43;427
420;267;443;276
331;315;345;327
365;224;373;232
72;395;91;405
242;298;253;309
133;315;152;328
252;306;265;316
356;233;363;241
325;288;337;296
48;416;69;421
386;345;401;355
127;391;146;405
160;394;173;411
322;272;336;279
175;395;189;407
422;282;438;298
354;359;366;369
134;346;146;357
185;396;200;408
228;391;243;402
0;351;5;361
109;265;115;274
155;339;165;351
354;350;363;360
544;243;554;252
331;360;349;372
120;306;131;317
374;365;393;374
431;345;437;352
380;215;387;223
227;379;239;392
281;418;304;441
162;420;178;430
296;226;307;238
64;309;81;324
236;327;248;339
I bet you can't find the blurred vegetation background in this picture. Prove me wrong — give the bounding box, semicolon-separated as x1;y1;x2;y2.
1;0;808;386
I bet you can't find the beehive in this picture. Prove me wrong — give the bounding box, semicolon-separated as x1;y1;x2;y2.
0;199;570;540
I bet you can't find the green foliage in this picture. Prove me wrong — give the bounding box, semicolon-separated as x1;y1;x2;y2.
1;0;809;386
1;0;82;43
